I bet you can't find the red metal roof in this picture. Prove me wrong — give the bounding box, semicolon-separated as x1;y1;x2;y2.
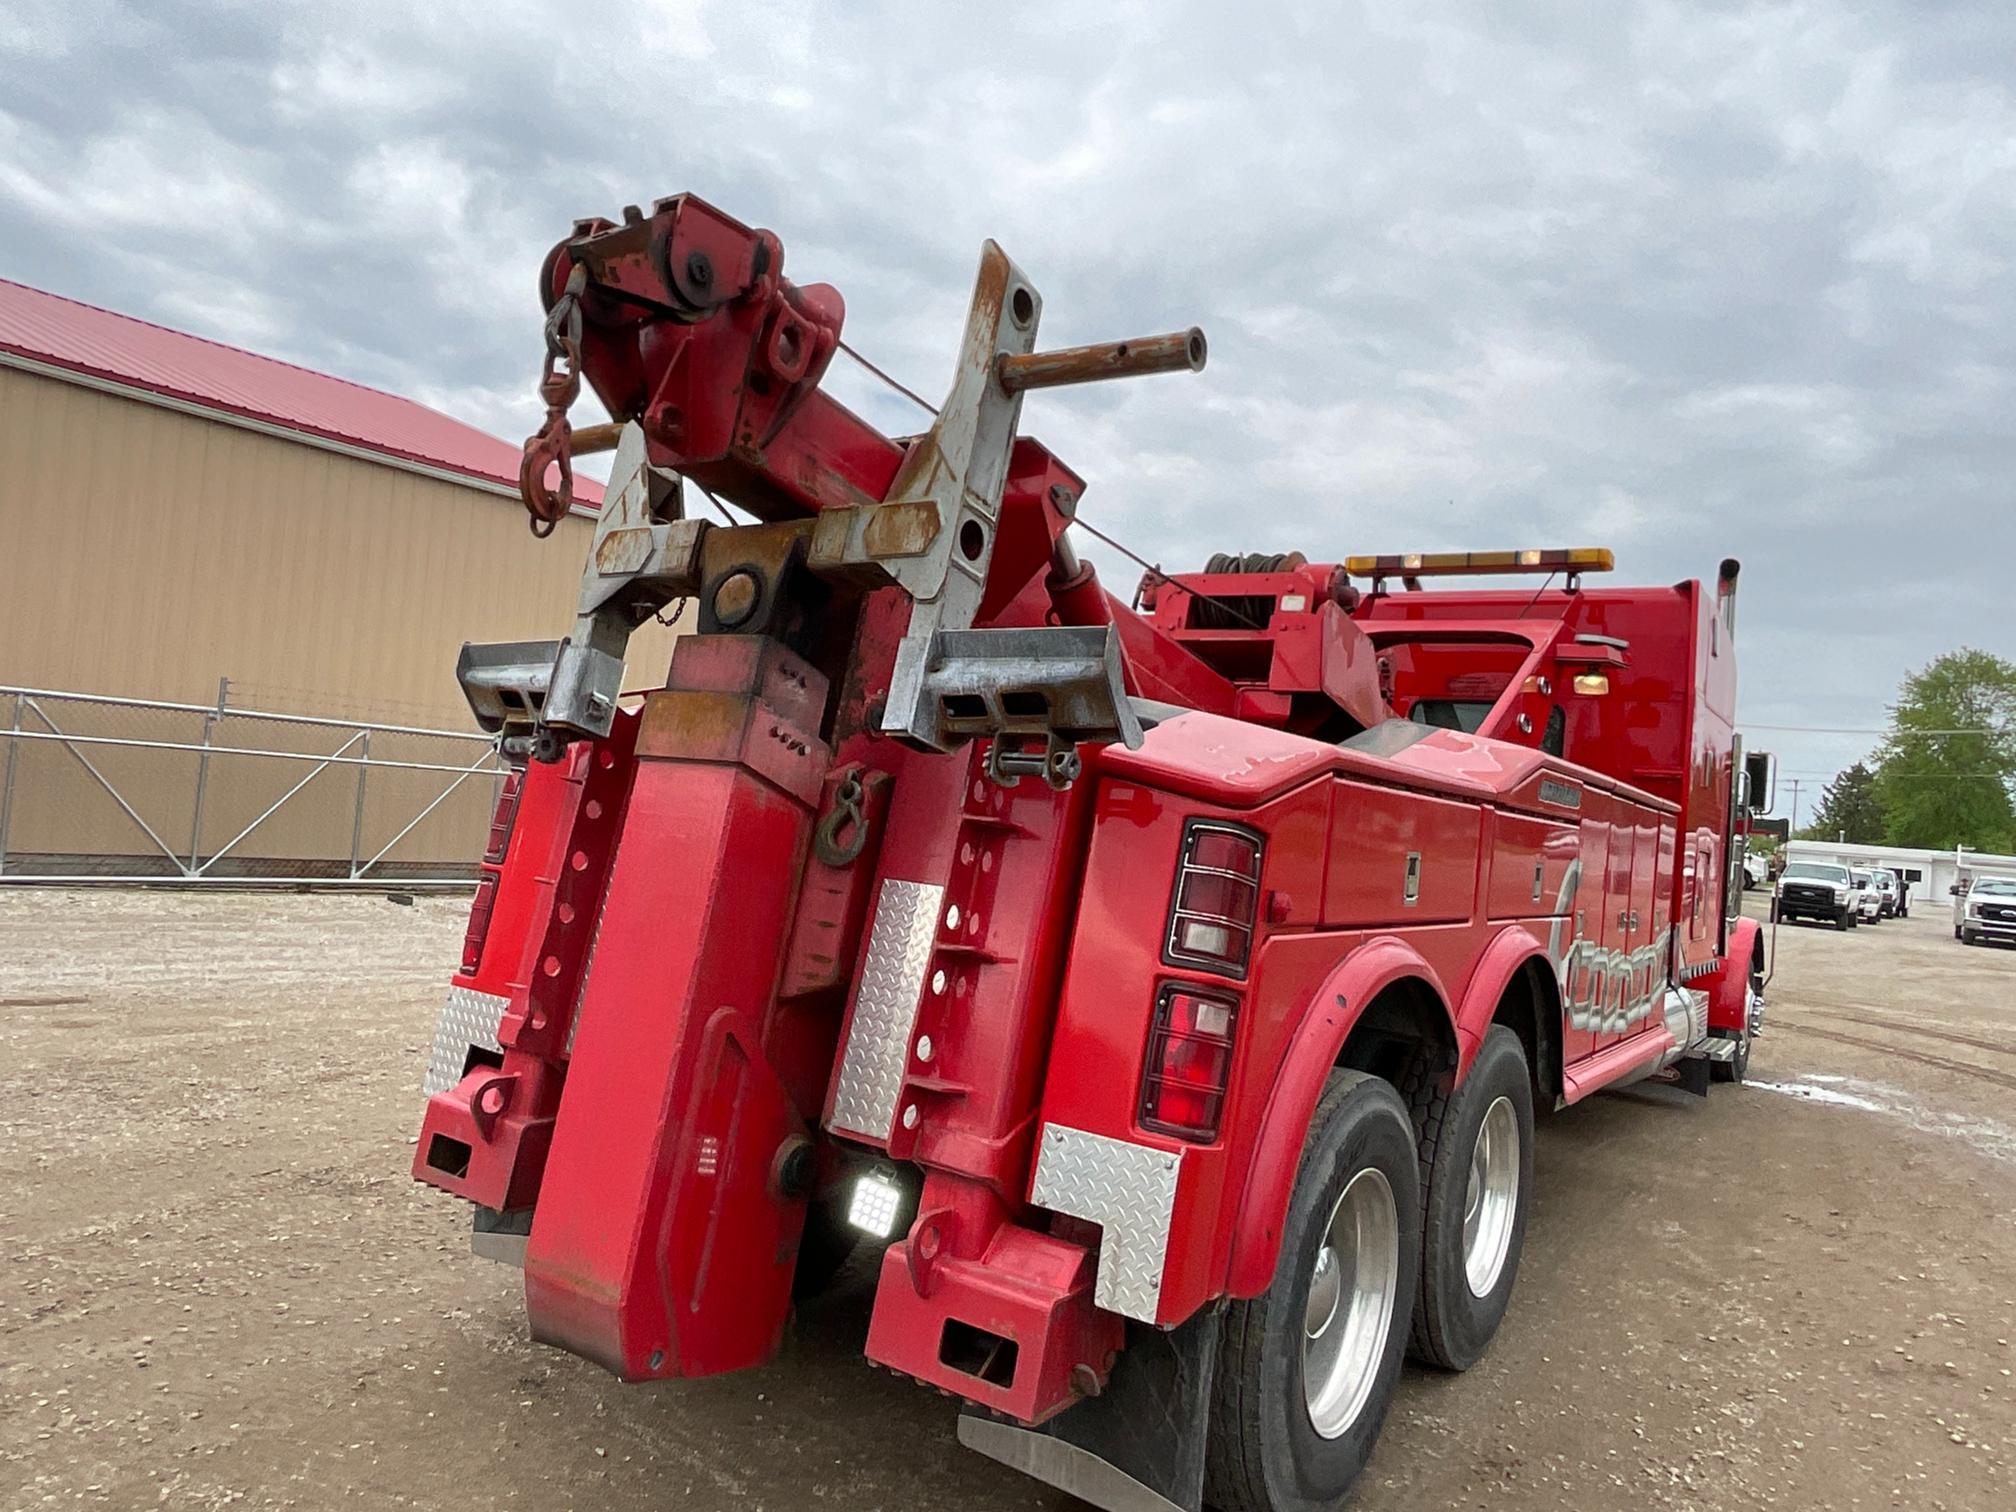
0;277;601;504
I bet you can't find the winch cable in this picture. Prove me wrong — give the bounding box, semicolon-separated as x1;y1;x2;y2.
837;338;940;418
835;337;1271;634
688;477;746;526
1069;518;1270;633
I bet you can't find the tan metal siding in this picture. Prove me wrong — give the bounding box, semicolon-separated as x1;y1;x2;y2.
0;364;676;721
0;366;678;871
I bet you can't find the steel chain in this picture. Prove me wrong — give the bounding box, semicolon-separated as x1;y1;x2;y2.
519;263;590;537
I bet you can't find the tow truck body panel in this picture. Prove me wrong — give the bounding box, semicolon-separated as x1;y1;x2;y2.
408;194;1763;1511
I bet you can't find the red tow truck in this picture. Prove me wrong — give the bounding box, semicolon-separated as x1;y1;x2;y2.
412;193;1771;1511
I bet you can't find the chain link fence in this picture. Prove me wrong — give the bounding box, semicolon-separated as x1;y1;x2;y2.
0;685;504;886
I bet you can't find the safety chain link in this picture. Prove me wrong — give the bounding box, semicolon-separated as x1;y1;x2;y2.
518;263;589;537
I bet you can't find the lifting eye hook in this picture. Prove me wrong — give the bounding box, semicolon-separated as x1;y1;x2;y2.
813;775;870;867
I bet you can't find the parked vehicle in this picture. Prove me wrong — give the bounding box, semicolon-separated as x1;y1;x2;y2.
1851;869;1884;923
1742;850;1771;889
407;192;1772;1512
1776;861;1857;930
1958;876;2016;947
1886;868;1910;919
1869;869;1901;918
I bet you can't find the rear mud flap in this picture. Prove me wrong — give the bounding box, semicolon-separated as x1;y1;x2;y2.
1674;1055;1712;1097
958;1310;1220;1512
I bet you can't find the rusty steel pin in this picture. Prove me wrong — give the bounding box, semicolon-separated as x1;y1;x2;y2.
995;327;1207;394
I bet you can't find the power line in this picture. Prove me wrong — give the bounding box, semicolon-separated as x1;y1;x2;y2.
1777;770;2012;780
1745;723;2008;736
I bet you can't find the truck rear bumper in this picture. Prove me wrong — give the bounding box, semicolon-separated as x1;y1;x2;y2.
864;1222;1122;1426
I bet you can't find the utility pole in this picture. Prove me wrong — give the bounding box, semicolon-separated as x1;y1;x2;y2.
1785;777;1804;841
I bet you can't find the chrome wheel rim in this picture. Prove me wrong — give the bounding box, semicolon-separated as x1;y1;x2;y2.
1463;1096;1520;1297
1301;1166;1399;1440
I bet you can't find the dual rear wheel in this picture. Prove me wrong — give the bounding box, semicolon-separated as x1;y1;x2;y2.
1206;1028;1534;1509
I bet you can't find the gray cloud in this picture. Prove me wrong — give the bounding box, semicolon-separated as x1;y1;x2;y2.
4;0;2012;788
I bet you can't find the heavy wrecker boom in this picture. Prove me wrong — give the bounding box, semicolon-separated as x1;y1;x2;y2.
413;193;1769;1512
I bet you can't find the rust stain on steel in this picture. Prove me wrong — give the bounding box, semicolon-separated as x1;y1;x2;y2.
635;690;751;759
596;527;656;575
997;328;1208;393
969;238;1012;330
861;500;942;559
632;688;829;807
880;243;1016;504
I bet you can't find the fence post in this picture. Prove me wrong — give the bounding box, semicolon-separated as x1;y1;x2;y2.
349;727;371;880
186;677;228;877
0;694;21;876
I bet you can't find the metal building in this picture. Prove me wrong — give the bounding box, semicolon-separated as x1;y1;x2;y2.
0;279;675;882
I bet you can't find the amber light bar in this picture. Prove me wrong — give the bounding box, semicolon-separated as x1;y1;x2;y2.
1344;547;1615;578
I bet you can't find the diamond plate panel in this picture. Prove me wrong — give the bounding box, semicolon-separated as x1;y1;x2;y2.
564;914;605;1059
828;879;944;1140
1030;1123;1182;1323
423;985;510;1096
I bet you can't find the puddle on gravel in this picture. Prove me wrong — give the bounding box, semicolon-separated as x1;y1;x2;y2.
1751;1079;1884;1112
1752;1075;2016;1165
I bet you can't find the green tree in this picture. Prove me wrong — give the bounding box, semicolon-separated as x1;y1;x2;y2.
1802;760;1886;842
1874;649;2016;852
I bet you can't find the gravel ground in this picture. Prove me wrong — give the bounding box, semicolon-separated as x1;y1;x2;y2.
4;887;2014;1510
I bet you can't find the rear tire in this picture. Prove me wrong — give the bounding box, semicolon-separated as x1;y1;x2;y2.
1206;1071;1419;1512
1404;1026;1534;1371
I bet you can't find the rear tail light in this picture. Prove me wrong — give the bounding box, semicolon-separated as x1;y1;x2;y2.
483;769;525;865
460;874;499;976
1164;820;1263;976
460;769;524;978
1140;984;1240;1142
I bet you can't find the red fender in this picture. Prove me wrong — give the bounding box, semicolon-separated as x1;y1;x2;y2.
1224;936;1452;1298
1705;916;1764;1031
1450;924;1553;1079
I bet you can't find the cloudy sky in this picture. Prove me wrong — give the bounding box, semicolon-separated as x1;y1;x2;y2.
3;0;2012;802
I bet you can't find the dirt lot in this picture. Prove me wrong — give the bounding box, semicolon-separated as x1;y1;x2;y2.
4;887;2014;1511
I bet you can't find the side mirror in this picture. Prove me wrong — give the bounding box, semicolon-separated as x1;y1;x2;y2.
1743;749;1775;814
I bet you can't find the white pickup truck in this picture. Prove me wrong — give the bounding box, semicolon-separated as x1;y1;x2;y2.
1958;876;2016;947
1850;868;1884;924
1776;861;1859;930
